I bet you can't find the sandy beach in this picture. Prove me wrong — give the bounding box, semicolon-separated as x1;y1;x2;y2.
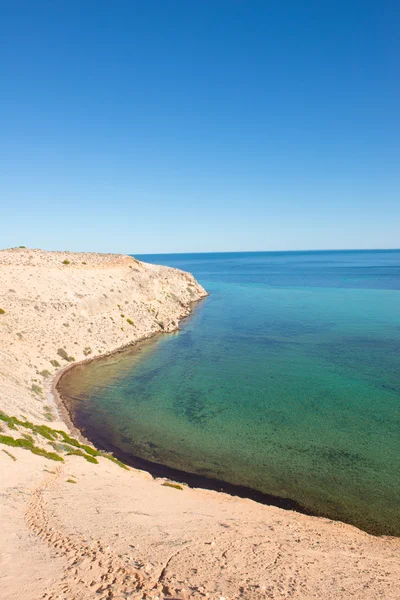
1;248;399;600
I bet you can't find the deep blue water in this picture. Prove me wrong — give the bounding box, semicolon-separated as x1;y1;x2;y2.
60;250;400;535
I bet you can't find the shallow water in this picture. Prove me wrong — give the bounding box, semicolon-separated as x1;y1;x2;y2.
60;250;400;535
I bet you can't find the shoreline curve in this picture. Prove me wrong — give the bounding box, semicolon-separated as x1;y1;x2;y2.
54;307;388;539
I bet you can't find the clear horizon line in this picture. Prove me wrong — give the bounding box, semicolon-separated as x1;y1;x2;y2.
134;247;400;256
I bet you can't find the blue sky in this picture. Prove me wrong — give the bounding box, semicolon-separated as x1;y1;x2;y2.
1;1;399;253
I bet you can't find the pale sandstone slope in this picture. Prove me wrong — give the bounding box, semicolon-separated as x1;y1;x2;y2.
0;247;207;421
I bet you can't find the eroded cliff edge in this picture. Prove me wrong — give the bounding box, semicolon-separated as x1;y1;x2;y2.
0;247;207;421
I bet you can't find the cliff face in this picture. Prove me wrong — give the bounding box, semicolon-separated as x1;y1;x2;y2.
0;248;207;420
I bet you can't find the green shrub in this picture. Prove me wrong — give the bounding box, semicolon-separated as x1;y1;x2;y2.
83;347;92;356
31;384;43;395
0;309;5;315
19;245;26;248
62;259;70;265
57;348;75;362
162;481;183;490
66;478;77;483
50;359;61;368
40;370;51;378
126;318;134;326
57;348;69;360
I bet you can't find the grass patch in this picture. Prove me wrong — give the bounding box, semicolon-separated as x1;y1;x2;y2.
0;410;129;469
0;412;18;430
66;478;77;483
57;430;81;448
2;449;16;461
66;449;98;464
50;359;61;368
126;318;134;326
0;434;64;462
162;481;183;490
102;454;129;470
50;442;73;453
31;424;58;440
31;384;43;395
31;447;64;461
0;413;59;442
40;369;51;378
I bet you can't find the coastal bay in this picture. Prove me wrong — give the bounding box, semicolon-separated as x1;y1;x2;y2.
1;248;399;600
59;250;400;536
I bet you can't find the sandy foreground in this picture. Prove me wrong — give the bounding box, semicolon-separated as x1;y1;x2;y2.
0;248;399;600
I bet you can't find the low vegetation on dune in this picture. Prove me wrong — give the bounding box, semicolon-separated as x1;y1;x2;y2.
0;410;128;469
57;348;76;362
162;481;184;490
2;448;17;461
0;433;64;461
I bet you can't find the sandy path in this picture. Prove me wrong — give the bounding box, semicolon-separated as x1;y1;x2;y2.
25;466;145;600
14;451;400;600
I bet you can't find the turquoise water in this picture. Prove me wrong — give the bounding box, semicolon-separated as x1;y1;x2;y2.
60;251;400;535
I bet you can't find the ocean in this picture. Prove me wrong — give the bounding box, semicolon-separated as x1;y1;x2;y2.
59;250;400;535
